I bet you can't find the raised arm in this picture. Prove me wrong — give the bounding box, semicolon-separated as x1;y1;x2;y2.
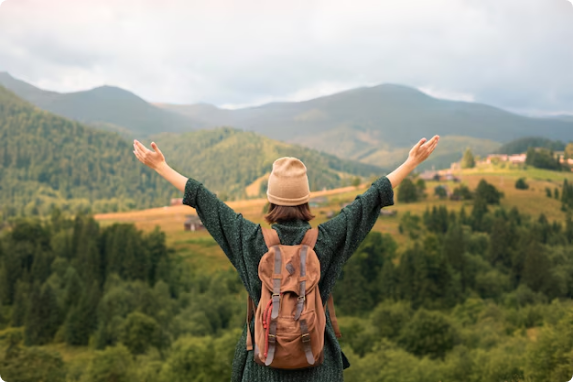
318;135;439;265
387;135;439;189
133;139;259;269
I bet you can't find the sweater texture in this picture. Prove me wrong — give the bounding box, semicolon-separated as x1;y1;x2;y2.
183;175;394;382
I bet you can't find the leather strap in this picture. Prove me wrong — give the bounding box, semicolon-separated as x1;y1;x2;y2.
301;228;318;248
265;319;278;366
294;245;308;320
271;246;282;319
300;319;315;365
326;295;342;338
262;228;280;248
246;296;255;350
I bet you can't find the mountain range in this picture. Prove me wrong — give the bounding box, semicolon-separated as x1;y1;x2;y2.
1;72;571;171
0;72;203;137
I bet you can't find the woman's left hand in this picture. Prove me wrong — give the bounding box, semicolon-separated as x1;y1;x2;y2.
133;140;167;171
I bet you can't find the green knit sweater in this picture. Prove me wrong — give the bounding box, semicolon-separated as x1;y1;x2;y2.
183;176;394;382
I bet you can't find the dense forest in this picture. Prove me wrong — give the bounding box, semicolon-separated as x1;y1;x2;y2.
496;137;567;155
0;86;383;221
0;178;571;382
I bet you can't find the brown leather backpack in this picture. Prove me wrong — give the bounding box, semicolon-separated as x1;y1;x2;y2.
246;227;341;370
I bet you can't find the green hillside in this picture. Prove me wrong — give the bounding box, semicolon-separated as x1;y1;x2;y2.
0;86;175;219
0;87;385;220
147;127;386;198
292;130;501;170
0;72;202;137
496;136;568;155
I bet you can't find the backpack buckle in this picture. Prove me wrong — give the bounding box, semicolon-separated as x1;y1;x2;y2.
301;333;310;343
297;295;305;302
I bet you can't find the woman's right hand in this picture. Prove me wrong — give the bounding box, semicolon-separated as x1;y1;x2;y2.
133;140;167;172
407;135;439;166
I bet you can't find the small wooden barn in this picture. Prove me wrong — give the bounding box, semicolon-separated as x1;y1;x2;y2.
184;215;204;231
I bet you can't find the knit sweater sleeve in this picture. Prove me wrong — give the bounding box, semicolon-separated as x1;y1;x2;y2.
182;177;259;270
317;176;394;265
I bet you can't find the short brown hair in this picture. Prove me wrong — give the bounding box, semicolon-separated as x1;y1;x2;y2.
264;203;315;224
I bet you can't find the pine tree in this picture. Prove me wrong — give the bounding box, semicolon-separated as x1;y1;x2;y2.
24;283;61;346
333;255;373;315
30;246;51;285
398;178;419;203
65;281;100;346
443;223;467;292
522;240;552;295
10;281;30;327
461;148;476;169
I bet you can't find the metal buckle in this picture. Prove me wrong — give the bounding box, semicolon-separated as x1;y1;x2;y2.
301;333;310;343
272;293;280;298
297;295;305;301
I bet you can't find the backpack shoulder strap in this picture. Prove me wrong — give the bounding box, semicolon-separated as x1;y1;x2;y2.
326;295;342;338
262;227;281;248
301;228;319;248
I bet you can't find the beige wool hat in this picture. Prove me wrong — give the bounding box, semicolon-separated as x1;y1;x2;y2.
267;157;311;206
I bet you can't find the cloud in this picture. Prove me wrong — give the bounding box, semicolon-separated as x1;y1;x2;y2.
0;0;571;115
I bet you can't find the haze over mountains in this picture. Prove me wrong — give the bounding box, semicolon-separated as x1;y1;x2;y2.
1;72;571;171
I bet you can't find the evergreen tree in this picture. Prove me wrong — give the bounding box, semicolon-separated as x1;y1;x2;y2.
515;177;529;190
333;256;373;315
397;178;419;203
24;283;61;345
561;179;573;210
470;196;489;231
379;261;398;301
65;281;101;346
443;223;467;292
461;148;476;169
522;240;552;295
10;281;30;327
475;179;503;204
488;217;517;268
30;246;52;285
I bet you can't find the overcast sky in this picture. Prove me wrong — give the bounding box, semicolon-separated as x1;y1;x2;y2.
0;0;571;115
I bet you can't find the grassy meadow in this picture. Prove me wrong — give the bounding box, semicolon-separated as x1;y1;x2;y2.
94;163;572;273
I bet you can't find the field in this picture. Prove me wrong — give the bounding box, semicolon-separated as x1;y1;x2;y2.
94;164;573;273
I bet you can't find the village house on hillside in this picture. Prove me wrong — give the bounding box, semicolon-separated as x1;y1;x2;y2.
419;170;460;182
184;215;204;231
559;155;574;171
483;153;526;165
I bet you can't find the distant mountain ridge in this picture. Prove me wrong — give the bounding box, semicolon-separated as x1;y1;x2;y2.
0;72;203;137
158;84;570;169
158;83;572;144
1;72;570;170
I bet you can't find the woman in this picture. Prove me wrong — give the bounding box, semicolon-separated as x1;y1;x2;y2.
133;135;439;382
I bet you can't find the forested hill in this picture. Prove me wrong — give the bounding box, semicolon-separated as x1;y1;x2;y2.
0;85;175;218
0;72;202;136
0;86;384;219
147;127;385;198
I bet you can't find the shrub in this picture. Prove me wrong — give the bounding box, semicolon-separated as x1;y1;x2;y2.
515;178;529;190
